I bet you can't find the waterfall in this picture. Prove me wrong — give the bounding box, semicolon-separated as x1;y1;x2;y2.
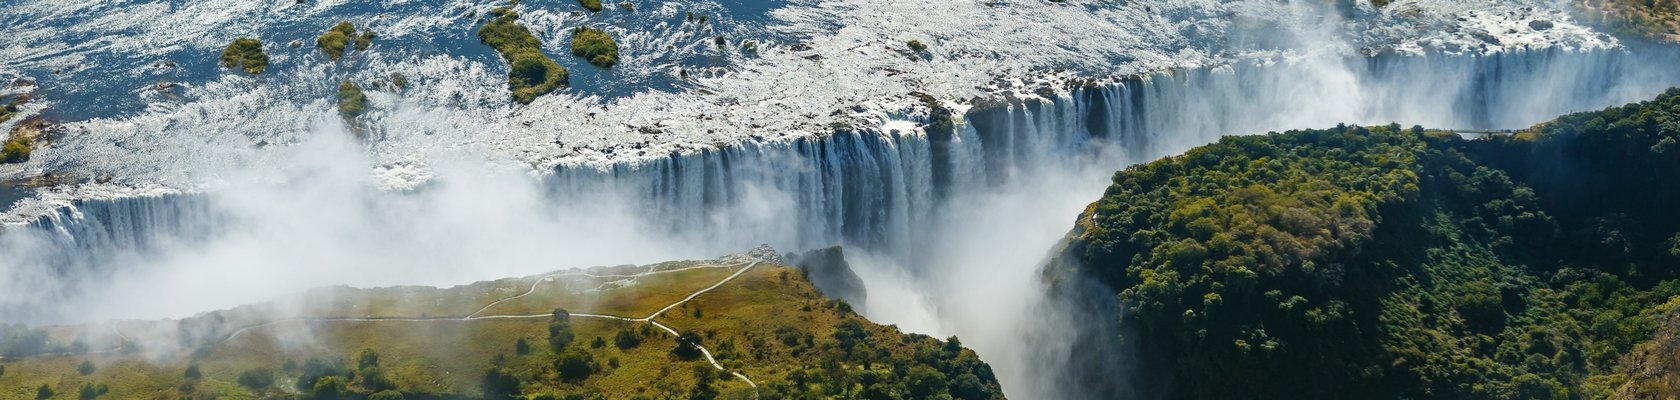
2;48;1676;397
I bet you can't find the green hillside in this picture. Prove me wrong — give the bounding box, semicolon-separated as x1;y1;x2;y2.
1054;88;1680;399
0;249;1004;400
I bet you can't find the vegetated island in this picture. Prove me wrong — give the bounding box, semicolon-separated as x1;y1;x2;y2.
570;27;620;69
478;7;568;104
317;21;376;60
219;38;269;74
0;247;1006;400
1051;88;1680;399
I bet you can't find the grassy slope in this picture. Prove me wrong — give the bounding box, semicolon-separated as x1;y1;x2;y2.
0;257;1004;399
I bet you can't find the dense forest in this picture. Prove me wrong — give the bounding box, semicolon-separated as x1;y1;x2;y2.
1057;88;1680;399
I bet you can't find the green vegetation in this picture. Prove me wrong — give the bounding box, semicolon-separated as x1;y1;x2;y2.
0;256;1005;399
337;81;367;119
318;22;355;60
577;0;603;12
570;27;620;69
1;132;31;163
907;39;928;53
317;21;375;60
218;37;268;74
1059;88;1680;399
478;7;568;104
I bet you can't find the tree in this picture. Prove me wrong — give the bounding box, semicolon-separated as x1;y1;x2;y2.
614;328;642;349
556;348;595;382
673;330;704;360
481;367;521;399
77;360;95;375
550;309;576;350
238;367;275;388
312;376;348;400
369;390;405;400
357;348;380;370
515;337;531;355
184;362;201;379
690;365;719;400
906;366;950;399
36;384;52;400
77;383;108;400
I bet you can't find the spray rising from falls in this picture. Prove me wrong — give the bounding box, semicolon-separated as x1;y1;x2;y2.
3;49;1677;398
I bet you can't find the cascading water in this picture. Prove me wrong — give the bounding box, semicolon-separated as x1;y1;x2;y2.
4;47;1678;398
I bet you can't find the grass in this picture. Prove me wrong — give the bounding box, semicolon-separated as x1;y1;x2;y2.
0;256;1004;399
570;27;620;69
218;38;267;74
478;8;568;104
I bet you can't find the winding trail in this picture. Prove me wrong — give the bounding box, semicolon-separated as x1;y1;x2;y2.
219;260;762;396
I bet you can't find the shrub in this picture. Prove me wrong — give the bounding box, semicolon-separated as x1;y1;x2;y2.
2;133;33;163
317;22;355;60
369;390;404;400
184;363;201;379
478;9;567;103
36;384;51;400
337;81;367;119
556;348;595;382
570;27;619;68
614;328;642;349
577;0;602;12
515;337;531;355
481;367;521;399
907;39;928;53
77;383;108;400
673;330;704;360
549;309;575;350
78;360;95;375
219;37;268;74
354;31;376;51
238;367;275;388
312;376;347;399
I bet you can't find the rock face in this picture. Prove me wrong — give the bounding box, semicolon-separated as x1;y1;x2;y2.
791;246;868;311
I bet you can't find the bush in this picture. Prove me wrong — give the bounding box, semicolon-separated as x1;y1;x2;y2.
337;81;367;119
317;22;355;60
673;330;704;360
77;383;108;400
36;384;51;400
369;390;404;400
556;348;595;382
614;328;642;349
478;9;567;103
577;0;602;12
219;37;268;74
184;363;201;379
481;367;521;399
549;309;575;350
570;27;619;68
907;39;928;53
355;31;376;51
312;376;347;399
238;367;275;388
77;360;95;375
